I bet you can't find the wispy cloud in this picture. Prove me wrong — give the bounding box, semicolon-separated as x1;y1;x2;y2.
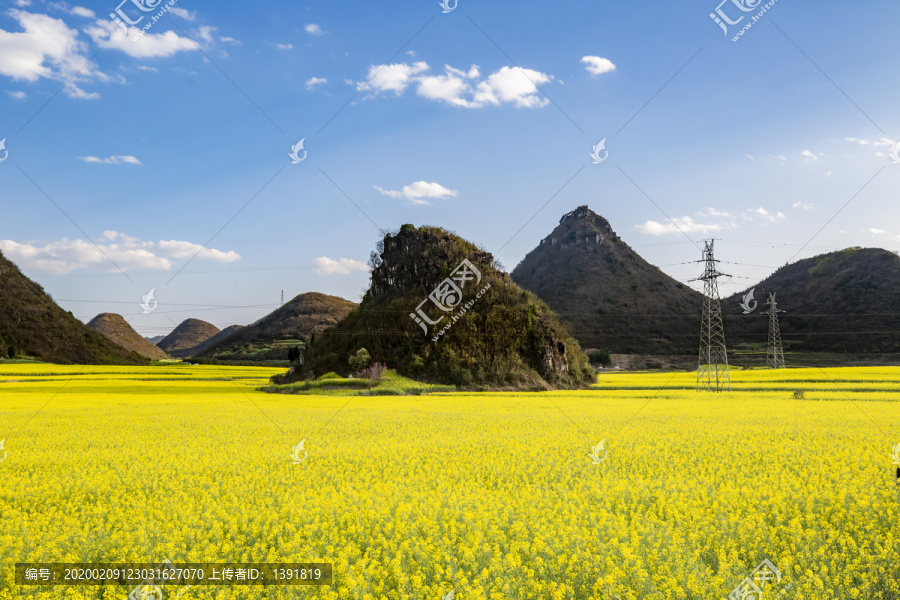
79;155;141;165
306;76;327;90
305;23;325;36
635;216;725;236
314;257;369;275
0;231;240;274
375;181;458;205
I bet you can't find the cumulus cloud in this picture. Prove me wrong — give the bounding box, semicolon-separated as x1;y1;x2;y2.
7;90;26;99
845;136;895;147
793;201;814;210
84;18;198;59
581;55;615;75
305;23;324;35
355;61;553;108
314;257;369;275
375;181;458;205
0;9;110;98
306;76;326;89
0;231;240;274
79;155;141;164
635;217;725;236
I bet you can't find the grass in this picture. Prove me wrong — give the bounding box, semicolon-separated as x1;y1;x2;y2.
1;365;899;599
261;369;457;395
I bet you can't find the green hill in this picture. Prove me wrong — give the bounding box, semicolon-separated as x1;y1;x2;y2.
0;250;148;365
195;293;356;362
289;224;594;389
724;247;900;353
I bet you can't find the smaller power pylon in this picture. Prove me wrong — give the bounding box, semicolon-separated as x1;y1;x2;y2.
763;292;785;369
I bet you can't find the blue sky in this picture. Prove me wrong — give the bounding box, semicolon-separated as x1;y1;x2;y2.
1;0;898;337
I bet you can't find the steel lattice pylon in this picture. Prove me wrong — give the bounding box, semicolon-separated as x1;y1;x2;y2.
763;292;785;369
692;240;731;392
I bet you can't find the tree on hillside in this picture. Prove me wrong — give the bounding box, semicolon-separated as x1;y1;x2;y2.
348;348;371;372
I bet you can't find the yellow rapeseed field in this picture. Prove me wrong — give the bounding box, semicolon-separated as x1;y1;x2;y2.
1;364;899;599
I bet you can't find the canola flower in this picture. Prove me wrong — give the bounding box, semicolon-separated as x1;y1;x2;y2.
0;364;899;599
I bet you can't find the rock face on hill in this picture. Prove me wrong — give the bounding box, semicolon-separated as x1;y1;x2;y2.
291;224;594;389
724;247;900;353
511;206;703;354
156;318;221;358
196;293;356;361
88;313;170;360
0;250;148;364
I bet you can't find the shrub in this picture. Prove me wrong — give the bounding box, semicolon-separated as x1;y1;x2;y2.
587;349;611;366
348;348;372;372
792;390;806;399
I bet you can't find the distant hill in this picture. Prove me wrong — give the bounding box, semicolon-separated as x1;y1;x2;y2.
0;250;148;364
157;318;220;358
88;313;170;360
289;224;594;389
724;247;900;353
145;335;165;344
511;206;703;354
188;325;243;357
196;293;356;361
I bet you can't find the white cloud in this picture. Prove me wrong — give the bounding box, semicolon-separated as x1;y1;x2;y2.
275;42;292;50
168;7;196;20
14;0;31;5
79;155;141;164
305;23;325;36
845;136;896;147
473;66;551;108
84;18;198;59
219;36;241;45
70;6;94;18
136;65;158;72
354;61;553;108
793;201;814;210
745;154;754;160
375;181;458;205
306;76;326;89
747;207;786;222
581;55;615;76
314;257;369;275
407;50;416;57
801;150;817;160
869;228;887;235
7;90;26;99
635;217;724;236
358;61;429;95
0;231;240;274
0;9;107;98
698;207;731;218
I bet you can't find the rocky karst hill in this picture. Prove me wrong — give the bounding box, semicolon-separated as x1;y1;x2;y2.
88;313;170;360
156;318;221;358
512;206;703;354
288;224;594;389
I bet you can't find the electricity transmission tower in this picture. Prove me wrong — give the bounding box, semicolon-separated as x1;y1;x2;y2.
692;240;731;392
763;292;785;369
